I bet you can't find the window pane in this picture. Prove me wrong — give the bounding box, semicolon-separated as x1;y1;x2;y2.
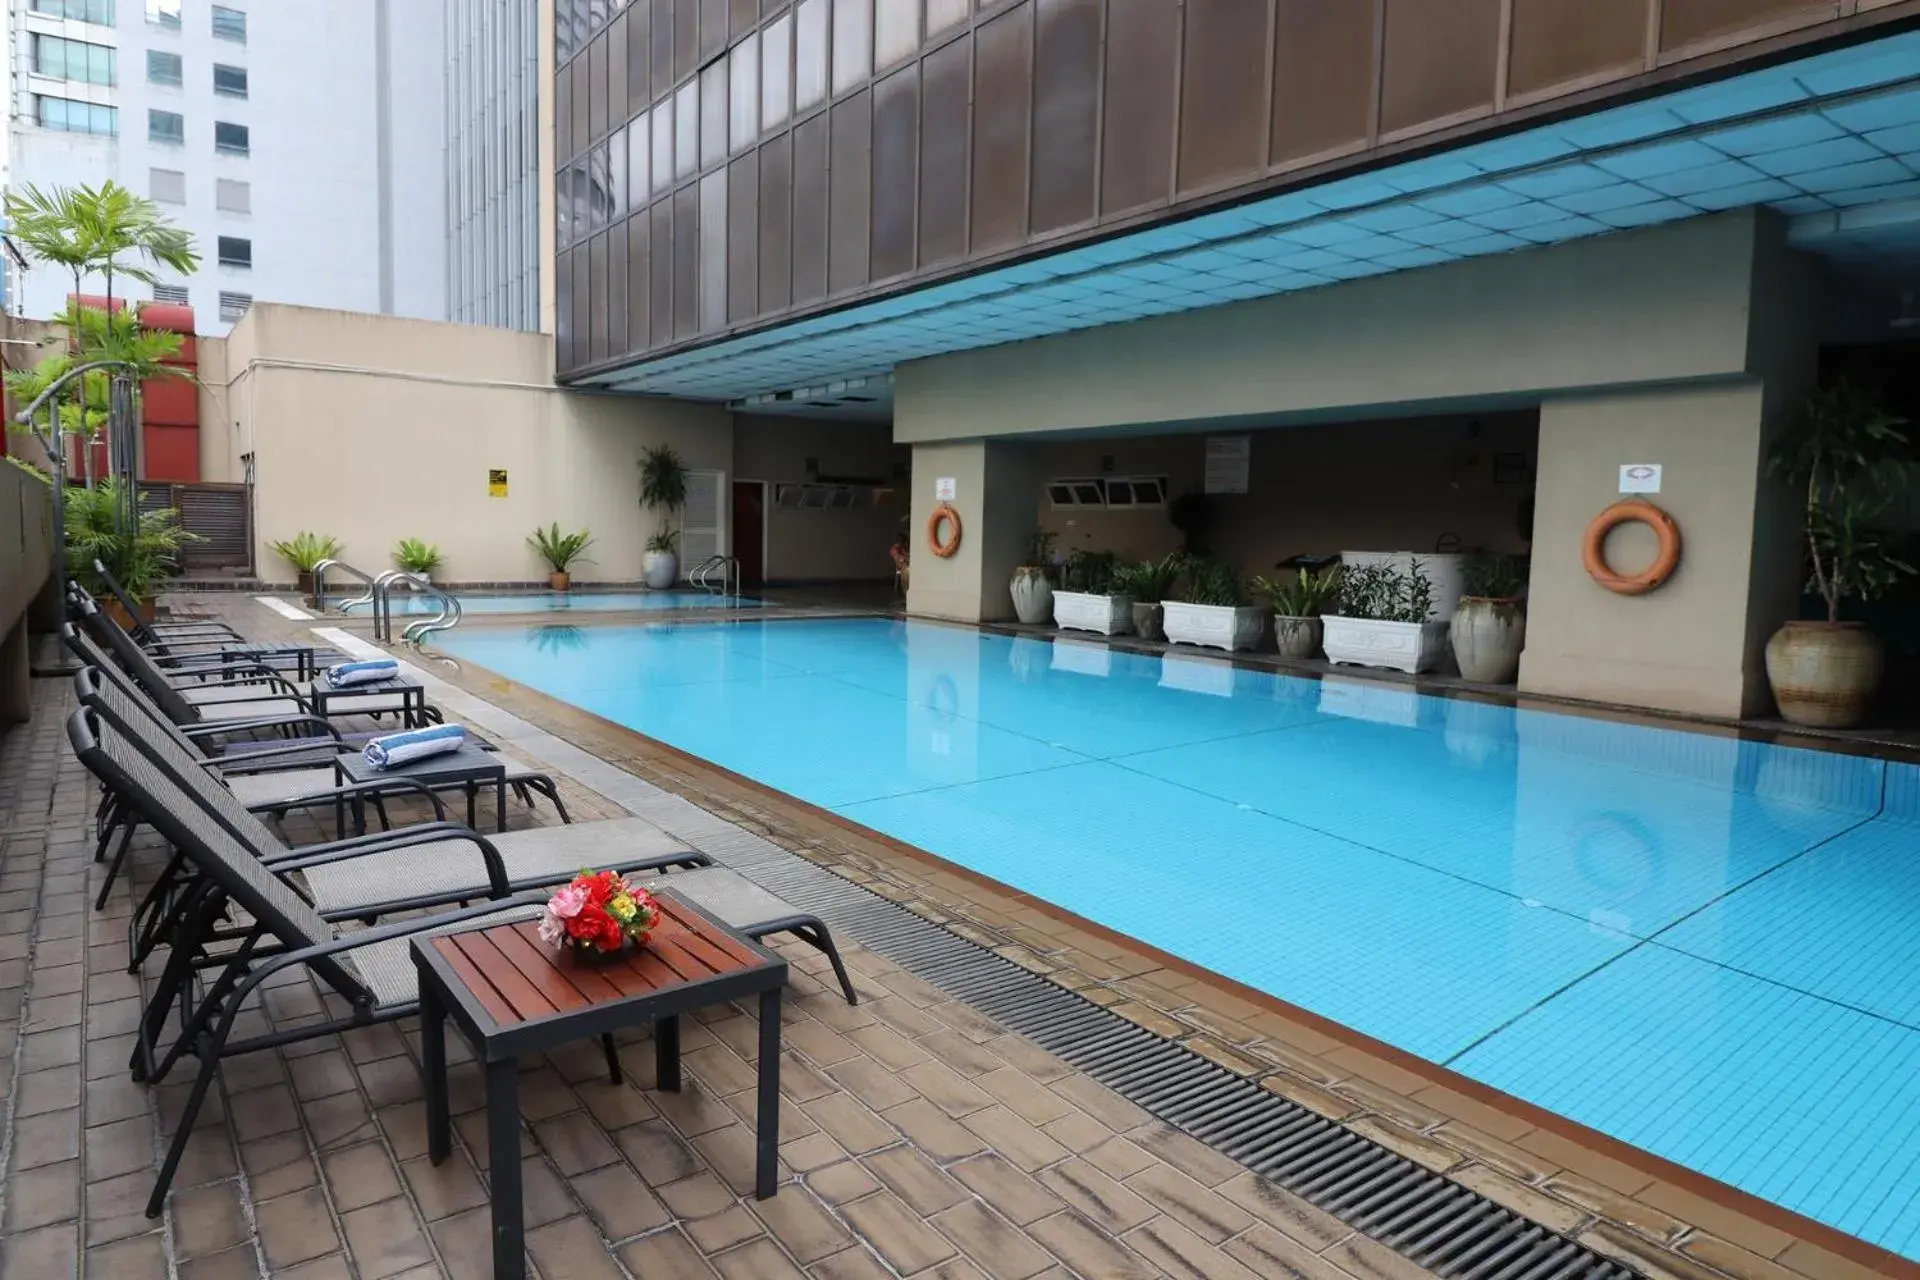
213;63;247;97
699;57;727;168
831;0;871;95
36;94;116;134
210;5;246;42
216;177;249;212
33;0;117;21
34;36;117;86
673;81;697;178
609;126;629;215
214;120;249;154
650;102;673;193
587;144;612;228
795;0;827;109
149;108;184;144
729;34;758;152
146;0;180;27
627;113;650;208
147;50;182;85
217;236;251;268
150;167;186;203
875;0;917;70
925;0;966;36
762;15;792;130
699;170;726;331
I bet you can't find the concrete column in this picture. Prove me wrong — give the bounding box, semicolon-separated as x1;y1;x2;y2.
905;440;1042;622
0;616;28;726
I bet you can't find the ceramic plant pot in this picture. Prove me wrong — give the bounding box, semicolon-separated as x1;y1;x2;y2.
1131;602;1165;642
1009;566;1054;625
1053;591;1133;635
1162;603;1266;652
1450;597;1526;684
1272;615;1323;660
1321;616;1451;674
643;550;678;589
1765;621;1883;728
549;571;572;591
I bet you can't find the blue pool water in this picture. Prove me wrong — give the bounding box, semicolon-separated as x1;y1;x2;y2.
341;590;762;615
436;617;1920;1256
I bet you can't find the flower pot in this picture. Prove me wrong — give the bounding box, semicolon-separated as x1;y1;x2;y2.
1162;602;1266;652
1765;621;1883;728
1450;597;1526;684
1271;615;1323;660
1341;551;1469;622
549;571;572;591
296;571;314;596
643;549;678;589
568;938;636;967
1321;616;1451;674
1053;590;1134;636
1131;602;1165;642
1009;566;1054;625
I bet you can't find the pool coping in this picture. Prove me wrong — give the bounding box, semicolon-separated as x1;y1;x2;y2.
399;622;1920;1280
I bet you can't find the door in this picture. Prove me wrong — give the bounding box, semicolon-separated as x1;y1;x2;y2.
732;481;765;586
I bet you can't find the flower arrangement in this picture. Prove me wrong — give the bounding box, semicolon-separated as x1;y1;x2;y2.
538;870;660;960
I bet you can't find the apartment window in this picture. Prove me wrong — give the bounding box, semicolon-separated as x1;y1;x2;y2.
212;64;247;98
152;283;189;305
795;0;827;111
729;35;758;153
214;121;249;155
762;15;792;131
147;50;183;86
217;236;251;268
218;291;251;322
35;95;116;136
146;0;180;27
149;108;185;145
149;167;186;203
925;0;967;35
31;0;114;23
831;0;871;95
210;5;246;42
215;178;249;213
33;35;116;86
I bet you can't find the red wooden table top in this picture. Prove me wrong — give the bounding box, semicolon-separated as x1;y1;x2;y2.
428;894;769;1029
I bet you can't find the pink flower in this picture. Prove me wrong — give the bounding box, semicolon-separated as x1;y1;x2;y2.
548;883;589;919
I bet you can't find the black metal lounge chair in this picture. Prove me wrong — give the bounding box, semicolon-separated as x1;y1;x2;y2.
77;572;338;677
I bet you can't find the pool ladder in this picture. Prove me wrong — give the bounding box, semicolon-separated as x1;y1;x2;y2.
689;554;739;596
312;560;463;645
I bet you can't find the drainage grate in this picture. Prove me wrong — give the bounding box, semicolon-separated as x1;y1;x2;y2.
657;814;1642;1280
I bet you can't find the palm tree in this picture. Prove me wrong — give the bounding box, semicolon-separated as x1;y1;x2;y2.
4;181;200;311
2;183;91;303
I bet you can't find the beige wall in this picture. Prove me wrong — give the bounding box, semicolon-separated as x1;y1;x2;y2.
907;440;1046;622
195;334;234;484
734;415;905;582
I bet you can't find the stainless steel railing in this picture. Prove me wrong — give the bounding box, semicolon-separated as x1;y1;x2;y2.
312;559;377;614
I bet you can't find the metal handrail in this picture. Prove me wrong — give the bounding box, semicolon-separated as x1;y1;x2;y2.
369;570;414;644
689;554;738;595
400;575;464;645
312;559;376;613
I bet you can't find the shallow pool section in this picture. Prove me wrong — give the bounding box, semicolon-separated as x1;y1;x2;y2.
436;617;1920;1257
342;590;762;615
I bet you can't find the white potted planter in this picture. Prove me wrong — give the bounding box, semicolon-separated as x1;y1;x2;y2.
1009;566;1054;625
643;547;678;589
1321;615;1451;674
1451;598;1526;683
1163;602;1266;652
1053;591;1134;636
1342;551;1468;621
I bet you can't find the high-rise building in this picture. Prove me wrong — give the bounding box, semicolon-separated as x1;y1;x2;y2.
4;0;450;333
444;0;542;332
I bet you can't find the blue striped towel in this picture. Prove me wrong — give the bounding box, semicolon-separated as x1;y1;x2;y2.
363;724;467;770
324;658;399;688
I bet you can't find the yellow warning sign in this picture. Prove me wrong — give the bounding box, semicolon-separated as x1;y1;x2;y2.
488;468;508;498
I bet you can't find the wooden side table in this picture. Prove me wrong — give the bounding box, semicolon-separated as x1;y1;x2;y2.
411;892;788;1280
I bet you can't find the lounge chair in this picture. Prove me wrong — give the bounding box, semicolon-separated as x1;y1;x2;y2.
76;573;338;679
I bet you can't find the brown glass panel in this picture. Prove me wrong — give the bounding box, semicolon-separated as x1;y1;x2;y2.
729;156;759;322
759;134;793;310
1661;0;1826;50
829;93;872;293
628;3;651;115
1271;0;1375;164
1380;0;1500;134
701;0;729;61
791;115;829;303
871;67;917;279
1508;0;1646;97
557;60;576;160
675;0;699;82
1177;0;1269;193
607;222;629;355
572;247;592;365
609;14;630;129
589;32;609;140
672;186;699;338
732;0;759;37
1030;0;1099;233
971;5;1031;253
1100;0;1176;213
627;214;650;351
919;35;968;265
555;246;575;370
652;0;674;98
588;231;610;363
650;201;673;346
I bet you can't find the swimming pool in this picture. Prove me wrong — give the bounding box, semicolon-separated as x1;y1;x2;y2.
341;590;763;615
435;617;1920;1257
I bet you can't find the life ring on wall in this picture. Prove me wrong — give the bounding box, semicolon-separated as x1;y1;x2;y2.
1582;500;1680;595
926;503;963;559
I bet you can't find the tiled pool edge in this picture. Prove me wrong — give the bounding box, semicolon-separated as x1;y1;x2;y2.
281;616;1920;1280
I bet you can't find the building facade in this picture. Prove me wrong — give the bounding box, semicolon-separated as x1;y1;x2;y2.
445;0;543;331
4;0;450;333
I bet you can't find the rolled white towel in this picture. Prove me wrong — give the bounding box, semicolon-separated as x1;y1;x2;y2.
363;724;467;770
325;658;400;688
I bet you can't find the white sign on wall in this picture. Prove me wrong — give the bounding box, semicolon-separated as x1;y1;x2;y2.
1618;463;1663;494
935;476;957;501
1204;436;1251;494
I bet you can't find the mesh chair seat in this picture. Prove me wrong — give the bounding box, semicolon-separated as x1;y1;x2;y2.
346;905;546;1007
225;750;552;811
641;867;810;933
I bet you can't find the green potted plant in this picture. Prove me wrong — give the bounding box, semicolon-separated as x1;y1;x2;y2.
65;479;199;624
1010;529;1056;625
393;537;444;583
638;444;688;589
266;531;342;595
1252;565;1341;660
1765;383;1914;727
1110;553;1184;642
1164;559;1265;651
1322;558;1448;673
1452;552;1529;684
529;523;595;591
1053;549;1132;635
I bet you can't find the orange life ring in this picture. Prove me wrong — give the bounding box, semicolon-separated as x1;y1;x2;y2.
927;503;962;558
1583;499;1680;595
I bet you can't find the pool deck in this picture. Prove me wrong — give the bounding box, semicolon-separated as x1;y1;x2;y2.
6;592;1907;1280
